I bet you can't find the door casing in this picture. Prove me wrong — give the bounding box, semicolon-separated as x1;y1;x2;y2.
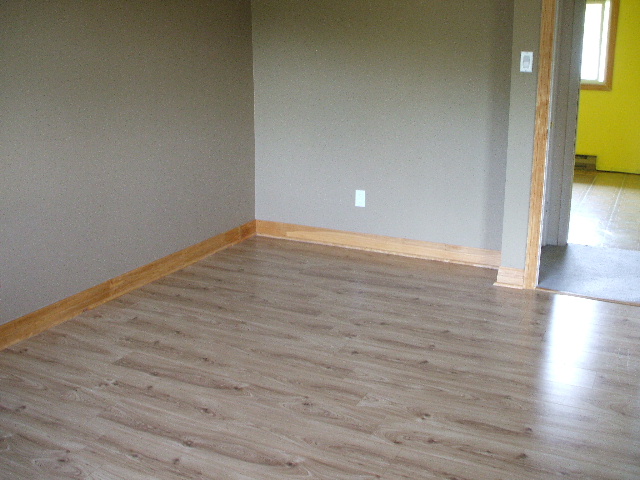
542;0;586;247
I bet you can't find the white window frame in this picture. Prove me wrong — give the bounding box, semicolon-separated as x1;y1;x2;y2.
580;0;619;90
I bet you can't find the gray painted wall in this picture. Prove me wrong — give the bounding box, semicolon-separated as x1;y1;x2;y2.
500;0;543;269
253;0;514;251
1;0;547;324
0;1;255;323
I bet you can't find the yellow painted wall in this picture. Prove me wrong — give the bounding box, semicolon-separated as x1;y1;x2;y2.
575;0;640;173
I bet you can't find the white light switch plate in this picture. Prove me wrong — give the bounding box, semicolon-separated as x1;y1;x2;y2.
520;52;533;73
355;190;365;207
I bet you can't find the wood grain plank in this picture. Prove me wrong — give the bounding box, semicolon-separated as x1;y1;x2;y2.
1;237;639;479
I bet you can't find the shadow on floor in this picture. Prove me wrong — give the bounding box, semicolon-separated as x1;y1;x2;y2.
539;244;640;304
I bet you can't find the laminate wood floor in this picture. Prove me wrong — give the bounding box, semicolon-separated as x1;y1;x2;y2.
1;237;639;479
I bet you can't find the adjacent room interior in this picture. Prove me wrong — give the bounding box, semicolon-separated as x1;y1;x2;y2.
538;0;640;303
1;1;639;478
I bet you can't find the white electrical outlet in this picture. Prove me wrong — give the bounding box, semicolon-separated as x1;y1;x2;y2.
355;190;365;207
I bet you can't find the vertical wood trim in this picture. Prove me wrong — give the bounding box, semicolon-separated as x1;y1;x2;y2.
0;221;257;351
524;0;558;289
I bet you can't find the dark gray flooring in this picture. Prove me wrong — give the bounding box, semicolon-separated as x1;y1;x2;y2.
539;244;640;304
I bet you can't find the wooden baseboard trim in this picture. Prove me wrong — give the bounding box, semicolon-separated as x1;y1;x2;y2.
256;221;501;269
494;266;526;289
0;221;256;351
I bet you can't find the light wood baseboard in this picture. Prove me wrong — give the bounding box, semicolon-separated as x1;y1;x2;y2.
256;221;501;269
494;267;526;289
2;219;506;350
0;221;256;351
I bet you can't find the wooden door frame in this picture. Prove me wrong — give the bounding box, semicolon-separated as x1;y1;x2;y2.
524;0;558;288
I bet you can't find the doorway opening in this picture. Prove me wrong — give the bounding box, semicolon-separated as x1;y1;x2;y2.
537;0;640;304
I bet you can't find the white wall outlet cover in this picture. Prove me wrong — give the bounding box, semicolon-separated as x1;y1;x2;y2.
355;189;365;207
520;52;533;73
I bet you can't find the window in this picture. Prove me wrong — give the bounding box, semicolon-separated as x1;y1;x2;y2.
580;0;619;90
